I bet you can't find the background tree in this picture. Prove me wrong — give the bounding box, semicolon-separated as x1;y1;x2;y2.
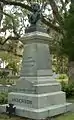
61;1;74;83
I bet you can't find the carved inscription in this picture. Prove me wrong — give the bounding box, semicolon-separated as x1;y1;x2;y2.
12;98;32;104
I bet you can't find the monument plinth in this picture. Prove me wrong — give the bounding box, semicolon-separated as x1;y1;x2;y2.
0;3;72;119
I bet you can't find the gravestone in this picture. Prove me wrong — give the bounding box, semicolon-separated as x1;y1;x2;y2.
0;3;72;119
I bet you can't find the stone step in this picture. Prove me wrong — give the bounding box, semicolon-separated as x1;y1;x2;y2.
8;91;66;109
34;80;58;84
15;103;72;119
16;76;58;88
34;83;60;86
33;78;58;84
0;103;72;119
33;83;61;93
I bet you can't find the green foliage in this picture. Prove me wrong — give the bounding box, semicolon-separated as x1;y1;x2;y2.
62;4;74;60
58;74;67;79
52;55;68;74
0;78;14;85
0;71;9;78
0;51;21;75
6;61;18;75
0;92;8;104
57;113;74;120
3;16;13;29
61;81;74;98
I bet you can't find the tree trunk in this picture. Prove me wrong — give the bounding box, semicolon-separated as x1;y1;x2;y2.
68;61;74;84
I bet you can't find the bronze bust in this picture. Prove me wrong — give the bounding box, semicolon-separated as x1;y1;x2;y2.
28;3;41;25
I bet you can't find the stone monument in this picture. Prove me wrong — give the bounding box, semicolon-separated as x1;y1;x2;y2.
0;3;72;119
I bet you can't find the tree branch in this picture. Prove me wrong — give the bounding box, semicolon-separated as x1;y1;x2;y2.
0;2;4;25
49;0;64;26
0;27;7;32
0;36;19;45
60;0;67;18
0;45;22;57
3;12;20;36
0;0;32;11
0;11;21;45
0;0;65;34
41;17;63;34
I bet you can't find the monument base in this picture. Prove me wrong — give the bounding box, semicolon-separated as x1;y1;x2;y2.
0;76;72;119
0;103;72;119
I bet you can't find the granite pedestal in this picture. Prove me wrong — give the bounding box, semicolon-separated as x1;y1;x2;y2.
0;31;72;119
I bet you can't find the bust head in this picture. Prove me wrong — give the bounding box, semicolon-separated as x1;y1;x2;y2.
31;3;40;12
27;3;41;25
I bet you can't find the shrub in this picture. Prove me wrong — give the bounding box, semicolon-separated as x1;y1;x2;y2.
58;74;67;79
0;92;8;104
0;71;9;78
61;81;74;98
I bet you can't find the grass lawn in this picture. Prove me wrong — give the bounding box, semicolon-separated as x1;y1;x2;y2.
0;113;74;120
56;113;74;120
0;114;24;120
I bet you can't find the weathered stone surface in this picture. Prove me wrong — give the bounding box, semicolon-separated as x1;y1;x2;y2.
0;31;72;119
8;91;66;109
25;25;47;33
20;43;52;76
